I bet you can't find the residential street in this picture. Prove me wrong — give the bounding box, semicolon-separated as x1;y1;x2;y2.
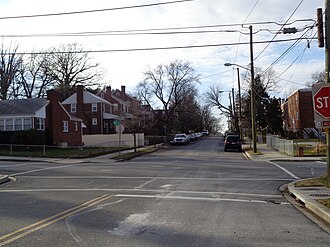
0;136;329;246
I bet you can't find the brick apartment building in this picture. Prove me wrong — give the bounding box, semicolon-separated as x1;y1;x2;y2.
283;88;317;138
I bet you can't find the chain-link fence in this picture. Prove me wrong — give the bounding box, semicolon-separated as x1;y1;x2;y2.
266;135;325;157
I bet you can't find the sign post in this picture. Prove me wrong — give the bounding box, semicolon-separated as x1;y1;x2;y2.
113;120;121;155
312;83;330;176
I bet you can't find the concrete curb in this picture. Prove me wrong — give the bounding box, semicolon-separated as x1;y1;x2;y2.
113;145;166;162
0;175;9;184
288;182;330;225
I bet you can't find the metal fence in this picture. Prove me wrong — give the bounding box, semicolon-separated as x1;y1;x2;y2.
0;143;129;158
266;135;295;156
266;135;326;157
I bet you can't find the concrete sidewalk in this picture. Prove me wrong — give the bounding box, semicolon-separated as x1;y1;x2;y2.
243;143;330;226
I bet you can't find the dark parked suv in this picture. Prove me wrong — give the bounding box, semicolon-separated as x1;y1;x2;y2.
224;135;242;152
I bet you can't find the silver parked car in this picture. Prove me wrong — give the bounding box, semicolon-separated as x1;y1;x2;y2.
171;134;190;145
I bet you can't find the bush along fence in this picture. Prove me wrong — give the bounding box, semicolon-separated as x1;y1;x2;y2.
266;135;326;157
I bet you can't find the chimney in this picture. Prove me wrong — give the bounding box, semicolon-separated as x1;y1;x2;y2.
47;89;60;103
76;85;84;117
121;85;126;93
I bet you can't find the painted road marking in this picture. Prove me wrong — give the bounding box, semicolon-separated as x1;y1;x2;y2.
9;163;84;176
135;178;157;189
0;194;112;246
114;194;268;204
13;175;294;181
267;161;300;180
0;188;283;198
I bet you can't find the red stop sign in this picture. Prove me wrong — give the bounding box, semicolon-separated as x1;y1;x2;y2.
313;86;330;118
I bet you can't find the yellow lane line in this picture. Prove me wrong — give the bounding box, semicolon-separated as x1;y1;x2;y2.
0;194;112;246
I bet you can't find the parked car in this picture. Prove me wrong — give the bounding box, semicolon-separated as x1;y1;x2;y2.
202;130;209;136
224;135;242;152
171;134;190;145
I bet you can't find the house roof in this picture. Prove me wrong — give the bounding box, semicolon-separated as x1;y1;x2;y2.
58;104;83;122
111;93;129;105
62;91;113;105
0;98;49;116
287;87;312;98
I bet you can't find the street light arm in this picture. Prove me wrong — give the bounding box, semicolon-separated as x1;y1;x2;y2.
224;63;250;71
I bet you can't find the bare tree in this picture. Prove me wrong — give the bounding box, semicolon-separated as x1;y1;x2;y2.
201;104;218;133
205;85;232;116
0;43;22;100
17;52;55;98
306;70;325;87
138;60;200;139
45;43;103;99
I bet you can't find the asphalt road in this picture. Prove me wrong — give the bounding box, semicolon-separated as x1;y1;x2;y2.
0;136;329;246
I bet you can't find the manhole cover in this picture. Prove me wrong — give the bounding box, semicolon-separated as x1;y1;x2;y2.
300;188;321;191
309;194;330;197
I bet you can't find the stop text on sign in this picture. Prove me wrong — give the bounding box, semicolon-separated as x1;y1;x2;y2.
315;96;330;109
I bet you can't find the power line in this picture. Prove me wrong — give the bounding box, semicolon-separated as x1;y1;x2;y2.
0;29;244;38
233;0;260;64
254;0;304;61
200;70;233;80
0;19;315;38
261;26;314;74
0;0;194;20
10;37;317;55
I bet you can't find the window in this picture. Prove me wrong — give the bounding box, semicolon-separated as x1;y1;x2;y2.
92;103;97;112
36;118;45;130
63;121;68;132
0;120;4;131
6;119;13;131
92;118;97;125
23;118;31;130
14;119;22;131
113;104;118;111
71;103;76;113
74;122;78;131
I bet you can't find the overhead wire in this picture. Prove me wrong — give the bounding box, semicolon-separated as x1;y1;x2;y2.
232;0;260;90
0;19;316;38
260;25;315;75
233;0;260;64
9;37;316;56
254;0;305;61
0;0;195;20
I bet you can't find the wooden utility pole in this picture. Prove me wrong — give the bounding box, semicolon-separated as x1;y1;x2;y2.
325;1;330;176
250;25;257;153
237;68;243;140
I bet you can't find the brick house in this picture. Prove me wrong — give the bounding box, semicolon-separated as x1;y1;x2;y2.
46;90;83;147
97;85;154;132
99;86;133;119
0;98;48;133
0;90;83;146
62;85;119;135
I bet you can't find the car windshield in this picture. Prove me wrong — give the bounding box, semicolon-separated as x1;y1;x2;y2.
226;136;240;141
175;135;186;138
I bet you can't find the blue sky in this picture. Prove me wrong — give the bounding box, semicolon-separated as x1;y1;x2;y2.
0;0;325;109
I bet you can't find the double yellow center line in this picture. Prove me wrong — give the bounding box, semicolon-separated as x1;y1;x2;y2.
0;194;112;246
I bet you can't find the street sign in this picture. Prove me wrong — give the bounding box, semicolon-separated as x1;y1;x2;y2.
113;120;120;126
312;83;330;128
